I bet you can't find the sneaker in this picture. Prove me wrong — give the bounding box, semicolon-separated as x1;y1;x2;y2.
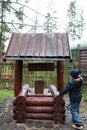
72;123;83;129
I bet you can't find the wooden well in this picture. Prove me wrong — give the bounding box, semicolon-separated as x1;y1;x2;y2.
13;84;65;123
3;33;72;123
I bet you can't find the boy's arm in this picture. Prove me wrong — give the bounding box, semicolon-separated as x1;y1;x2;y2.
59;82;73;96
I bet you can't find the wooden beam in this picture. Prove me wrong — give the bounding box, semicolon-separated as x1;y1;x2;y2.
13;106;53;113
25;113;53;119
26;96;54;106
28;63;54;71
57;61;64;91
14;60;23;97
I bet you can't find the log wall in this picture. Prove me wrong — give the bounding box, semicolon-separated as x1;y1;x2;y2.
13;84;65;123
78;49;87;85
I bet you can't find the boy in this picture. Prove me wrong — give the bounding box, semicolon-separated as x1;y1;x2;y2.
59;69;83;129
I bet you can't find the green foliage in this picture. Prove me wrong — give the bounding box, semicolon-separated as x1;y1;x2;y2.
0;0;29;52
2;23;11;32
22;64;57;87
67;0;85;40
82;86;87;102
43;0;58;33
83;96;87;102
0;44;5;53
71;50;78;62
44;13;57;32
15;7;24;21
0;62;87;102
0;63;14;89
0;90;13;102
2;0;11;12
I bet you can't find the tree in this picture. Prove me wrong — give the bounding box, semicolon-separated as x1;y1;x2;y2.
0;0;29;54
44;13;57;33
67;0;85;40
43;0;58;33
0;0;11;54
30;0;39;33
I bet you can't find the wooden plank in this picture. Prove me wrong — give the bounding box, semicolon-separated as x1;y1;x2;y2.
80;54;87;57
27;33;36;56
57;33;63;57
79;48;87;51
19;33;30;56
45;33;52;57
13;33;24;56
80;56;87;60
4;32;71;61
39;33;46;57
28;63;55;71
62;33;70;57
7;33;18;56
80;59;87;63
51;33;57;56
80;50;87;54
33;33;42;56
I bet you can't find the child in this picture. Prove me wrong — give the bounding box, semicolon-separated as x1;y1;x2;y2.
59;69;83;129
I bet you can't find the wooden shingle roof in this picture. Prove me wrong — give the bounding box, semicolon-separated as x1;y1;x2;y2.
4;32;72;61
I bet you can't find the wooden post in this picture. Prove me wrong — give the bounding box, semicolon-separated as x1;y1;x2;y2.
49;84;65;123
14;60;23;97
57;61;64;91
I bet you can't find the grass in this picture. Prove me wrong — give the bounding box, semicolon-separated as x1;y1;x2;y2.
0;89;14;103
82;87;87;102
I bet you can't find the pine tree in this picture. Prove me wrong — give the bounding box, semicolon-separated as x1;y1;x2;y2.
67;0;85;40
0;0;29;54
43;0;58;33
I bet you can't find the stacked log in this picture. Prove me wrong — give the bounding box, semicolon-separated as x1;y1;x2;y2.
13;84;65;123
13;85;54;122
49;85;65;123
24;96;54;120
14;96;54;121
13;84;29;123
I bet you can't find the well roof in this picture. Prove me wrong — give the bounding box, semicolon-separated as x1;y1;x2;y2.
4;32;72;61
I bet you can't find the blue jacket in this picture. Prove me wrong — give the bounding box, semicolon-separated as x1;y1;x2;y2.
59;77;83;102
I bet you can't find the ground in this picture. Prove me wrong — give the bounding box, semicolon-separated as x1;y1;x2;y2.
0;96;87;130
81;101;87;115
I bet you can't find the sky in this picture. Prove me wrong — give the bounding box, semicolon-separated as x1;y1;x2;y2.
26;0;87;49
24;0;87;36
23;0;70;32
9;0;87;35
5;0;87;50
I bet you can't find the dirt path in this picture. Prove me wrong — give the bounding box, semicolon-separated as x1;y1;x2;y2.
0;97;87;130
